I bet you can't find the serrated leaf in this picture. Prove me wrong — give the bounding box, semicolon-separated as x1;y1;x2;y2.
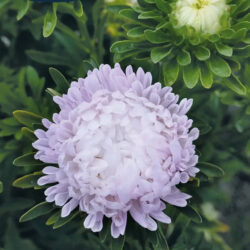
163;59;179;86
144;29;169;44
215;43;233;57
200;63;213;88
13;152;43;167
49;67;69;93
177;205;202;224
20;202;54;222
151;46;172;63
46;211;61;226
194;46;210;61
183;63;200;88
224;74;246;95
53;211;79;229
13;172;42;189
21;127;36;141
111;235;125;250
43;4;57;38
209;55;231;78
13;110;42;127
177;49;191;66
198;162;224;178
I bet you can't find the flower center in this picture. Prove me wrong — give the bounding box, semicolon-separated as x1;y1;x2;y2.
173;0;228;34
194;0;210;9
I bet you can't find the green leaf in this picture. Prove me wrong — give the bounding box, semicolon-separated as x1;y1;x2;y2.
163;59;179;86
127;27;145;38
138;11;162;20
53;211;79;229
13;152;43;167
46;211;61;225
73;0;84;17
19;202;54;222
99;220;110;242
49;67;69;93
151;46;172;63
21;127;36;141
43;4;58;38
183;63;200;88
224;74;246;95
26;66;44;97
144;29;169;44
177;205;202;224
111;40;145;53
26;50;72;67
215;43;233;57
46;88;61;97
155;231;169;250
235;45;250;58
111;235;125;250
13;110;42;127
200;63;213;88
177;49;191;66
17;0;29;21
198;162;224;178
194;46;210;61
0;181;3;193
13;172;42;189
246;140;250;158
209;55;231;78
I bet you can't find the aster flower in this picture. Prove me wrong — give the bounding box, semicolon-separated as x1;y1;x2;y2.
110;0;249;91
31;63;199;238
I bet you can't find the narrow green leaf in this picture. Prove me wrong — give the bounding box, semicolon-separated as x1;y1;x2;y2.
53;211;79;229
0;181;3;193
46;211;61;225
151;46;172;63
235;45;250;58
198;162;224;178
26;50;72;67
215;43;233;57
224;74;246;95
177;205;202;224
13;152;43;167
155;231;169;250
246;140;250;158
138;11;162;20
194;46;210;61
13;110;42;127
21;127;36;141
177;49;191;66
43;4;57;38
17;0;29;21
144;29;170;44
49;67;69;93
99;220;110;242
200;63;213;88
46;88;61;97
163;59;179;86
13;172;42;189
209;55;231;78
111;40;144;53
20;202;54;222
111;235;125;250
73;0;83;17
183;63;200;88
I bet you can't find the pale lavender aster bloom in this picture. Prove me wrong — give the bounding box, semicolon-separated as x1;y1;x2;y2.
33;63;199;238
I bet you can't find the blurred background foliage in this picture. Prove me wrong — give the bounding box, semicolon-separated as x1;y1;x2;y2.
0;0;249;249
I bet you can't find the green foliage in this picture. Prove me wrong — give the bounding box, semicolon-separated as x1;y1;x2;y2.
109;0;250;92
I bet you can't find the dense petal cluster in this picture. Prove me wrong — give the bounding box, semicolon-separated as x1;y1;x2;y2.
33;64;199;238
173;0;228;34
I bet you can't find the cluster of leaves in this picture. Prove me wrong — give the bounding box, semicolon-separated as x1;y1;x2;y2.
0;0;250;250
109;0;250;92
